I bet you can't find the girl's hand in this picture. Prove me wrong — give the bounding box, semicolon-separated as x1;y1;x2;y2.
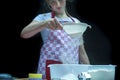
46;18;63;30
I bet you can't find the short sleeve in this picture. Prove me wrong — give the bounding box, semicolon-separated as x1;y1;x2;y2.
72;17;81;23
33;12;51;22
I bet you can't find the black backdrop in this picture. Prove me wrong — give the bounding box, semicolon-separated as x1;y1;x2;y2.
1;0;120;79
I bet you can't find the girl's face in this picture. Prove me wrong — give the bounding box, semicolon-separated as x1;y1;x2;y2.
48;0;66;14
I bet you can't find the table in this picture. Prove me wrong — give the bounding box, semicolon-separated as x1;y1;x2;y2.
14;78;28;80
15;78;47;80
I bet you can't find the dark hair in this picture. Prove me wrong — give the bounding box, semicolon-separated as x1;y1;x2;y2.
37;0;79;18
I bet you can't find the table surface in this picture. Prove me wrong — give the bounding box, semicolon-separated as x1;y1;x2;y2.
15;78;28;80
15;78;47;80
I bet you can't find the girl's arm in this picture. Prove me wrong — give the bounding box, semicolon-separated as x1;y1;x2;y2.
73;18;90;64
20;18;62;39
20;20;50;39
79;44;90;64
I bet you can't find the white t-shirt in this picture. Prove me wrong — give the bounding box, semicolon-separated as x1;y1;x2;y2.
33;12;88;46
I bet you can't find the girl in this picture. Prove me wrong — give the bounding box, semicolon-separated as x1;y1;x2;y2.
20;0;90;79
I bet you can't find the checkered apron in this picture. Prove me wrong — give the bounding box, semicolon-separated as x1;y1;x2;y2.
37;12;79;79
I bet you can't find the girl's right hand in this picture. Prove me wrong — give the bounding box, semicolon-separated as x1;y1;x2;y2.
45;18;63;30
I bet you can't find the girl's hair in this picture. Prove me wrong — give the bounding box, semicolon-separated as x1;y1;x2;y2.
37;0;78;18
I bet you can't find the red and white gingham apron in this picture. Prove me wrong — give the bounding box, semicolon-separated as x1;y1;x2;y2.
37;12;79;78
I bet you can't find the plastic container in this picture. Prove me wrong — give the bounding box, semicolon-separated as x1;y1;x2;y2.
88;65;116;80
62;23;91;35
28;73;42;80
48;64;89;80
48;64;116;80
0;73;13;80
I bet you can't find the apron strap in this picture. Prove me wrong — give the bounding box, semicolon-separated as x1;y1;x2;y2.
51;11;55;18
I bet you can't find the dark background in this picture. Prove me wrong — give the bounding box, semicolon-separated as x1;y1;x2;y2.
1;0;119;80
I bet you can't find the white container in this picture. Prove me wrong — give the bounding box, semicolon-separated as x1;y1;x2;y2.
48;64;89;80
48;64;116;80
88;65;116;80
62;23;91;35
